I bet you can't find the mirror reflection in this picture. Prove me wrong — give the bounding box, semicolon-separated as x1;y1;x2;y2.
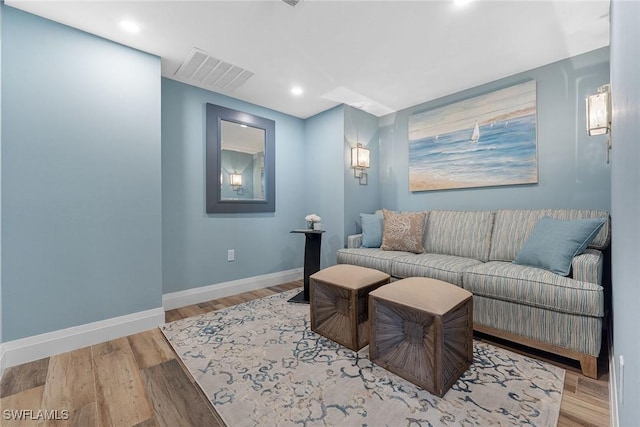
220;120;266;201
206;102;275;213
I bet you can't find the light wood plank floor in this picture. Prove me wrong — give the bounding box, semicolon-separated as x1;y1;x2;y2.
1;281;609;426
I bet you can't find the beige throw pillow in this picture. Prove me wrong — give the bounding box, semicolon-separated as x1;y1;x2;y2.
380;210;426;253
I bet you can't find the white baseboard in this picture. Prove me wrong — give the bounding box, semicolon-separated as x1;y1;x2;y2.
162;268;303;310
0;307;165;376
609;317;620;427
0;344;6;380
0;269;303;379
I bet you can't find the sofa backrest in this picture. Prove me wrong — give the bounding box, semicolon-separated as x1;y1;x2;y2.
424;210;495;262
489;209;611;262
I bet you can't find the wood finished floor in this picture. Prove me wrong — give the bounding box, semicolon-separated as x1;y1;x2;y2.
1;280;609;427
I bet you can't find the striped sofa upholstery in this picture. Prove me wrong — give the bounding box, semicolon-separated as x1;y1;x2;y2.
424;210;495;262
336;209;611;378
334;248;407;275
392;253;483;286
490;209;610;262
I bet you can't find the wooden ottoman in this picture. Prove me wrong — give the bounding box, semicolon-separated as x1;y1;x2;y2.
369;277;473;397
310;264;390;351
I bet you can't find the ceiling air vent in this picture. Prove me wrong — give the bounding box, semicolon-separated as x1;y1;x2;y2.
175;48;254;92
282;0;301;6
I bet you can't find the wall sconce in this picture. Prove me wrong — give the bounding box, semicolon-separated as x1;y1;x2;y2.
586;84;612;163
351;143;370;185
230;171;243;192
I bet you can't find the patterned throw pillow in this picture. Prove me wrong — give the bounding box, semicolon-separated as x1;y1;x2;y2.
380;210;427;253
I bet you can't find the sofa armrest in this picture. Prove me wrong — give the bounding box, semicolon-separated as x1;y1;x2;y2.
572;249;604;285
347;234;362;249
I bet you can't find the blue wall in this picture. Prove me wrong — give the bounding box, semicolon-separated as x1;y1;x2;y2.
379;47;611;212
303;105;345;268
610;0;640;424
1;6;162;341
0;5;616;353
0;2;4;346
161;79;306;293
344;106;381;241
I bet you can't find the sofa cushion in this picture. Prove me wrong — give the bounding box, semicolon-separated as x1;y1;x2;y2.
380;210;427;254
512;217;606;276
490;209;610;262
336;248;408;276
463;261;603;317
424;210;495;262
391;253;483;286
359;213;383;248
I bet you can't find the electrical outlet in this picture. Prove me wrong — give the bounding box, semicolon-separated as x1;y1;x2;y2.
227;249;235;262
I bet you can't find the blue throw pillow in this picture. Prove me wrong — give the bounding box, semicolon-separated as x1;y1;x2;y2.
360;213;383;248
513;216;606;276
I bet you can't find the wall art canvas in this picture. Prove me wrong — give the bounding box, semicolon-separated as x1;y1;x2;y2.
408;80;537;191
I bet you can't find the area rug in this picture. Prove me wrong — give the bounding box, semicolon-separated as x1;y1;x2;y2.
161;290;564;426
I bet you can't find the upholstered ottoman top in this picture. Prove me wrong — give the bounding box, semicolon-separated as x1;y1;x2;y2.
310;264;390;290
369;277;472;315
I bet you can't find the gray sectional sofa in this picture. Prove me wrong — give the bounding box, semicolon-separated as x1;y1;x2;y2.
337;209;610;378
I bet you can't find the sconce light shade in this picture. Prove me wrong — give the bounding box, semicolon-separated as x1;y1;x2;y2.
586;85;611;136
351;143;370;169
351;143;370;185
230;172;243;188
586;83;612;164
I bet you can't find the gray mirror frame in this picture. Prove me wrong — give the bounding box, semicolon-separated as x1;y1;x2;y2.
206;103;275;213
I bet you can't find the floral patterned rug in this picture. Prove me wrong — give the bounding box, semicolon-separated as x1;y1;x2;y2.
161;290;564;426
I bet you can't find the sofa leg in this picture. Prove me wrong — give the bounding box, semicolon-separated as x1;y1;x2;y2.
579;354;598;379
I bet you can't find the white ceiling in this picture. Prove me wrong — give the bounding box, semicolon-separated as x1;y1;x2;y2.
7;0;610;119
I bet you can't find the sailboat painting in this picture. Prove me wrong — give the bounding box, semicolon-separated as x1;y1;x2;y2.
469;120;480;144
408;80;537;191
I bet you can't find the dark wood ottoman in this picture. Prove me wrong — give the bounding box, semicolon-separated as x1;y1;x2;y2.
310;264;390;351
369;277;473;397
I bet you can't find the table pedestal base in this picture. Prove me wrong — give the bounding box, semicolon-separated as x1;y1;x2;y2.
288;290;308;304
289;229;325;305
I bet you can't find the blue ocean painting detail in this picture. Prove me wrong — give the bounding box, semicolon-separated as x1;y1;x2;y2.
408;80;538;191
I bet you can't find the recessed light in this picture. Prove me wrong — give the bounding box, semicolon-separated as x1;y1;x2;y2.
291;86;304;96
454;0;474;7
119;20;140;34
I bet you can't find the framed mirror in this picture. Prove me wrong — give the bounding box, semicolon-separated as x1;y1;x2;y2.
206;103;275;213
